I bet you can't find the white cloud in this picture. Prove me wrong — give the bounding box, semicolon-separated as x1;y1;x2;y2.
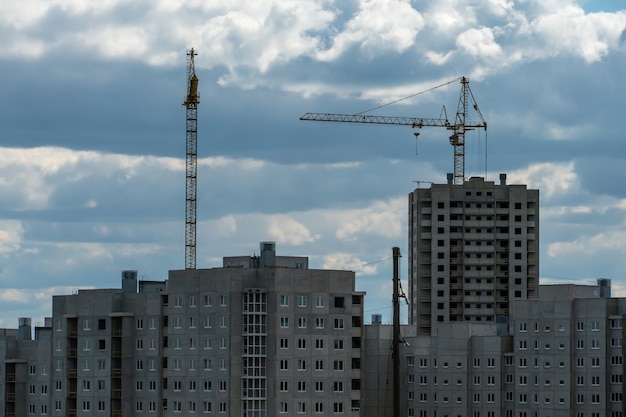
531;5;626;63
0;221;24;254
268;215;317;246
548;229;626;257
456;27;503;58
0;285;86;304
335;197;405;241
322;252;379;275
209;215;238;237
0;147;182;210
316;0;424;61
506;162;577;198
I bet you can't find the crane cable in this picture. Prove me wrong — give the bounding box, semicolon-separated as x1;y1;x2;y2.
356;77;462;115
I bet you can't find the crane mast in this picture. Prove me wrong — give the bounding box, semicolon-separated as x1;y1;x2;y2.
183;48;199;270
300;77;486;185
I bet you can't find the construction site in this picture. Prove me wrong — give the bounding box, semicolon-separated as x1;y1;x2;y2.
0;48;623;417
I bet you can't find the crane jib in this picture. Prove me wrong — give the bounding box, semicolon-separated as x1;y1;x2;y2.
299;113;485;129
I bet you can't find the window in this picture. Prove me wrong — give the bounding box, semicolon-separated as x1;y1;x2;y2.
280;295;289;306
315;318;324;328
334;339;344;350
334;318;344;329
298;295;307;307
204;295;212;306
220;295;227;306
316;296;324;308
297;359;307;371
315;338;324;349
298;317;307;328
591;320;600;331
333;360;344;371
280;317;289;328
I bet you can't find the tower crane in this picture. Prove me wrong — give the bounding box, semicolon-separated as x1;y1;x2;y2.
300;77;487;185
183;48;199;270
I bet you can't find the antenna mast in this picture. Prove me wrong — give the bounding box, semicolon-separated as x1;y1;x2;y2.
183;48;199;270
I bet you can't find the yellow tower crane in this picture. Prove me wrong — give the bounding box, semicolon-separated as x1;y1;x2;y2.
183;48;199;270
300;77;487;185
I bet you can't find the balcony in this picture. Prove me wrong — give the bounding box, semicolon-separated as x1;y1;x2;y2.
112;389;122;399
67;348;77;358
419;281;431;290
66;369;77;378
6;373;15;382
5;393;15;402
112;368;122;377
67;391;77;399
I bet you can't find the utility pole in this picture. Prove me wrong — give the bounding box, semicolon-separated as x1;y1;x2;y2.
392;246;401;417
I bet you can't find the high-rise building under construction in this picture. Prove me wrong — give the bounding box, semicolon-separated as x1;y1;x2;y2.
408;174;539;334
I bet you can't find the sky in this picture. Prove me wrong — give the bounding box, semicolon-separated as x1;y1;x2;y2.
0;0;625;328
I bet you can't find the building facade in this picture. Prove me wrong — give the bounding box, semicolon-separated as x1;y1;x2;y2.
2;242;365;417
408;175;540;334
363;279;622;417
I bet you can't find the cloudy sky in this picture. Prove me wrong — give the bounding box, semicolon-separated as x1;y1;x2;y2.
0;0;625;328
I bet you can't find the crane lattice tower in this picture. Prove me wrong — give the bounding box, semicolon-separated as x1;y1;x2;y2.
183;48;199;270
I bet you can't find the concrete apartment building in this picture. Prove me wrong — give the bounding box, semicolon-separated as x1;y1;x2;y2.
363;279;621;417
1;242;365;417
408;174;540;334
